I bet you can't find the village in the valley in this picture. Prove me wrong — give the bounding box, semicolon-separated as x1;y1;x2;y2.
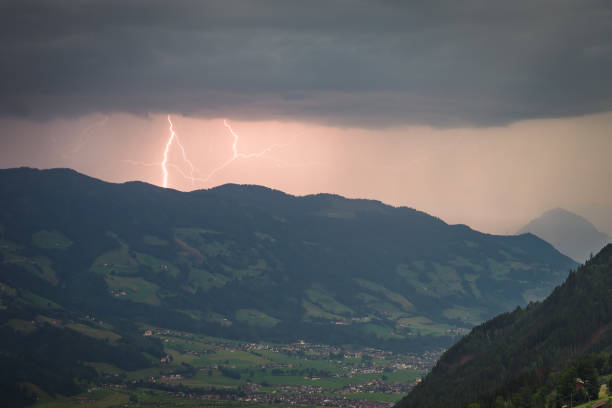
84;327;443;407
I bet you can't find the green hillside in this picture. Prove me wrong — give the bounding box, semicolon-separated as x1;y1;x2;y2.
396;244;612;408
0;168;576;347
0;167;578;405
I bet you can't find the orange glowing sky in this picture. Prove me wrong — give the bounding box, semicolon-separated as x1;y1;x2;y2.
1;112;611;236
2;2;612;236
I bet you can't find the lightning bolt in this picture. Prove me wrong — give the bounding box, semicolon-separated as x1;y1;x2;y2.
73;116;109;153
125;114;313;189
224;120;287;160
171;118;197;184
161;115;198;188
161;115;177;188
58;115;109;159
200;119;288;182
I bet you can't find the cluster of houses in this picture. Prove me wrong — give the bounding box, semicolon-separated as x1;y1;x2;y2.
164;384;397;408
133;327;445;407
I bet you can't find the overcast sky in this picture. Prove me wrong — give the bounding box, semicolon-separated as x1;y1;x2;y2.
1;0;612;235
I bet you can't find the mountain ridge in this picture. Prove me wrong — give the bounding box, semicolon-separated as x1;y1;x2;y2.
396;243;612;408
0;167;576;349
0;166;580;406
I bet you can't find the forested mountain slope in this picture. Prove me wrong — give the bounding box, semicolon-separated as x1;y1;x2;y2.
0;167;576;350
396;244;612;408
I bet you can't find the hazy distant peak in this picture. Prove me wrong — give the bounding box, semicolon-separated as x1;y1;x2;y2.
520;207;605;236
518;207;610;263
542;207;596;223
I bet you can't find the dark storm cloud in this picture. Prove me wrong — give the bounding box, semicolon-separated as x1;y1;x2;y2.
1;0;612;126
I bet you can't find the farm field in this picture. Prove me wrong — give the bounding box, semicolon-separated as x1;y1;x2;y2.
32;326;436;408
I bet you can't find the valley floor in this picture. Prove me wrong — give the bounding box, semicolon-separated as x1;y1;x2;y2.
30;326;439;408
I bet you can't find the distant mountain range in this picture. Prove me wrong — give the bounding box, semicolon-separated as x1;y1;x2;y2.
518;208;610;263
0;167;582;406
396;244;612;408
0;168;577;349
